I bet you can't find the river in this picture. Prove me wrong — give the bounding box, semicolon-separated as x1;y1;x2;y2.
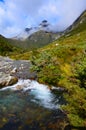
0;79;66;130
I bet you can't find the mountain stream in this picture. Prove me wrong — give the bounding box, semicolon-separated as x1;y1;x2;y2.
0;79;66;130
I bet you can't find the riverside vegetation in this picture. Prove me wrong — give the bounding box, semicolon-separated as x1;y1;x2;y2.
0;11;86;129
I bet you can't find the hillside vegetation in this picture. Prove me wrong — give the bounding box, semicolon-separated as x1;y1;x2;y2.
30;11;86;127
0;35;24;56
0;10;86;128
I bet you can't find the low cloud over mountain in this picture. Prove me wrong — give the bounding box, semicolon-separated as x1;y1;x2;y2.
0;0;86;37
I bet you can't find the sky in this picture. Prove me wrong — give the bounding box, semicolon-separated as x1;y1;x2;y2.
0;0;86;38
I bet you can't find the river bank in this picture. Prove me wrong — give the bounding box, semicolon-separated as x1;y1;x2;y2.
0;56;36;88
0;56;68;130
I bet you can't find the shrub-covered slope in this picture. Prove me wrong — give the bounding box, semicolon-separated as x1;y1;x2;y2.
30;11;86;127
0;35;22;56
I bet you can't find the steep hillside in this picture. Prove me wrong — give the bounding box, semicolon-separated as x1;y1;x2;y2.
0;35;22;56
65;10;86;34
30;11;86;128
31;10;86;85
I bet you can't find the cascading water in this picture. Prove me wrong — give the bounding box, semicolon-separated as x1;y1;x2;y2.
0;79;66;130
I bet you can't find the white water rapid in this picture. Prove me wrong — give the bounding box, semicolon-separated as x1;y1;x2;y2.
0;79;60;109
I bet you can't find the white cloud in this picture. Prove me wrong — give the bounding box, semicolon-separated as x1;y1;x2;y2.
0;0;86;37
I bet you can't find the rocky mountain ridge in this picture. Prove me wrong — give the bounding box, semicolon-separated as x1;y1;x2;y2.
13;20;53;40
0;10;86;51
13;10;86;41
65;10;86;33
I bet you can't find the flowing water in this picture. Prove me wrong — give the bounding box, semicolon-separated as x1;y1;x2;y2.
0;79;66;130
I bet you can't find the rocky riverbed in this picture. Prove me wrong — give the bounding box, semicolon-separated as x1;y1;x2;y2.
0;56;67;130
0;56;36;88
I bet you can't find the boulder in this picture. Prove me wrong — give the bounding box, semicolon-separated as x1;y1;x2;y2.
0;72;18;88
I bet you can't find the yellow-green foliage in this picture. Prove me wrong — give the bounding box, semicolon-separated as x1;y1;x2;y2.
10;51;31;60
31;16;86;127
60;63;72;77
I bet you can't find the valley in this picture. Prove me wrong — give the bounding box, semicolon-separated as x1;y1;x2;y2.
0;10;86;130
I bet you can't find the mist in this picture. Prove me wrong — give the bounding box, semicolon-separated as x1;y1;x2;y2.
0;0;86;37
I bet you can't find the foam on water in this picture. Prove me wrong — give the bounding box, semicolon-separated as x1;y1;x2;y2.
0;79;60;109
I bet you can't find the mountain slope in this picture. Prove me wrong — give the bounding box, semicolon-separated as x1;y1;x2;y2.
11;11;86;60
9;31;61;50
9;20;62;50
10;11;86;51
13;20;54;40
30;11;86;127
31;10;86;84
65;10;86;34
0;35;22;56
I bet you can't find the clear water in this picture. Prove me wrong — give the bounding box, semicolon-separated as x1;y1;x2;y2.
0;80;65;130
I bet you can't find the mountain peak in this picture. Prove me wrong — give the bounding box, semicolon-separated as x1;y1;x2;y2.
13;10;86;41
25;27;32;32
39;20;49;28
14;20;52;40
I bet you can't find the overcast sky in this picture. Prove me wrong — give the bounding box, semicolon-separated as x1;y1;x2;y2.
0;0;86;37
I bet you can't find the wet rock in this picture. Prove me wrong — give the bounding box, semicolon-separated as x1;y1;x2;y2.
7;76;18;86
15;85;24;91
0;56;36;79
0;72;18;88
11;68;17;74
